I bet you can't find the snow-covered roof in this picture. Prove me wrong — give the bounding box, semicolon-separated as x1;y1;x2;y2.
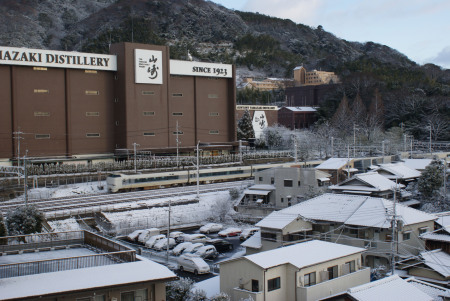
420;233;450;243
434;213;450;233
402;159;433;171
315;158;354;170
406;277;450;301
256;193;435;230
284;106;317;112
347;275;432;301
330;172;404;192
0;259;177;300
241;231;262;249
244;189;272;195
375;163;421;180
248;184;276;191
240;240;364;270
420;250;450;278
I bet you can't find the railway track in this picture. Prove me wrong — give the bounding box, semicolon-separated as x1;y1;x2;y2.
0;181;251;215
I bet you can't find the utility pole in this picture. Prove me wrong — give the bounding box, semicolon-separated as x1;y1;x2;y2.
166;199;171;263
331;137;334;158
353;123;357;158
347;144;350;178
13;130;24;184
382;140;385;163
429;125;432;155
133;142;140;173
196;141;200;198
391;178;398;275
403;134;407;153
239;140;242;164
294;135;298;163
24;150;28;206
176;120;180;168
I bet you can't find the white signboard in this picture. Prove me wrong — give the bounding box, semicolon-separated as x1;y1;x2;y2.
0;46;116;71
252;111;268;139
135;49;163;84
170;60;232;78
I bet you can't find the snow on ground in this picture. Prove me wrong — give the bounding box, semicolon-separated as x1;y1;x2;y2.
0;248;100;265
103;191;231;235
47;217;82;232
193;276;220;298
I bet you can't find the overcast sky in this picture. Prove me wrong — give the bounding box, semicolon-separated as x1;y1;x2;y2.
210;0;450;69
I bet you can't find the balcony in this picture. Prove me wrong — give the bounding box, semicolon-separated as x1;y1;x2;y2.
232;287;264;301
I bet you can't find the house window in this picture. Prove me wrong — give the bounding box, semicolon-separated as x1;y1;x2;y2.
142;91;154;95
385;234;392;242
267;277;280;291
85;90;99;95
76;296;104;301
86;133;100;138
143;111;155;116
33;67;47;71
258;177;263;181
304;272;316;287
280;197;284;203
209;112;219;116
35;134;50;139
34;112;50;117
419;227;429;235
252;279;259;292
261;232;277;241
327;265;338;280
271;177;274;184
284;180;293;187
298;181;301;186
172;112;183;116
403;231;411;241
86;112;99;117
344;260;356;273
143;132;155;136
172;93;183;97
209;130;219;134
121;289;147;301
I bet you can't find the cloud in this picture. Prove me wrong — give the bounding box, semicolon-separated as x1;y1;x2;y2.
429;46;450;69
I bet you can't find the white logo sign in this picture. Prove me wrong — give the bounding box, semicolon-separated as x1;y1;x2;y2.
252;111;268;139
135;49;163;84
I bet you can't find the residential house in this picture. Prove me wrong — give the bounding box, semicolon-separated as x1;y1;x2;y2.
236;167;330;217
220;240;370;301
402;159;433;171
315;158;357;184
0;230;177;301
421;212;450;254
329;171;405;198
251;193;435;268
374;163;421;183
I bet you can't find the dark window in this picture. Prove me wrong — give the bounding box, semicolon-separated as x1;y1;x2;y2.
271;177;274;184
267;277;280;291
280;197;284;203
261;232;277;240
345;260;356;273
298;181;301;186
252;279;259;292
259;177;263;181
304;272;316;287
403;232;411;241
327;265;338;280
284;180;293;187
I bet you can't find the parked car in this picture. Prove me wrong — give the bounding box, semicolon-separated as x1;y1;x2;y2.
199;223;223;234
194;245;218;259
218;227;242;238
137;228;161;243
205;238;234;252
180;234;211;243
177;254;210;275
127;229;145;242
144;234;166;248
171;242;193;256
153;238;176;251
182;243;204;254
169;231;184;242
240;228;260;241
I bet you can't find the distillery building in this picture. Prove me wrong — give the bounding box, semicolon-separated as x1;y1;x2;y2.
0;43;236;162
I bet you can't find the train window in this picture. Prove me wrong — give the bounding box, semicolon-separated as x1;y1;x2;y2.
108;174;121;178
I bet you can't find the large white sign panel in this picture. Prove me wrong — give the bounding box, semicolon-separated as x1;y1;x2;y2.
0;46;116;71
252;111;268;139
135;49;163;84
170;60;232;78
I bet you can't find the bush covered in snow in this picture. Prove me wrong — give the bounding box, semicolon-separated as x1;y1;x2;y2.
418;160;445;199
0;215;6;237
5;205;44;236
229;188;240;200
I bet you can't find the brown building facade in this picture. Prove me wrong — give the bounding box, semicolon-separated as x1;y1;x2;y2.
0;43;236;161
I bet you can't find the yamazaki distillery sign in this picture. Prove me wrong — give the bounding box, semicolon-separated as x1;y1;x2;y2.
0;46;117;71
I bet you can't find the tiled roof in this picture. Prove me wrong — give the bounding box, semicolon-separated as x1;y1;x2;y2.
402;159;433;170
375;163;421;180
330;172;404;192
420;250;450;278
315;158;354;170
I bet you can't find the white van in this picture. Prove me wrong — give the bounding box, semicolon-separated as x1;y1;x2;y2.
177;254;210;275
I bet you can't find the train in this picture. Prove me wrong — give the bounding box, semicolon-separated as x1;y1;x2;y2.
106;161;323;193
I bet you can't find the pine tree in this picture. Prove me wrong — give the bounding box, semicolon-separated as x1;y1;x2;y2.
418;160;444;199
6;206;44;236
237;109;255;140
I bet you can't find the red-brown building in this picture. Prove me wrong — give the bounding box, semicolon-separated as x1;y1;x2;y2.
0;43;236;161
277;106;318;130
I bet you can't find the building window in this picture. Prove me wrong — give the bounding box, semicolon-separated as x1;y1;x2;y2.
284;179;293;187
76;296;104;301
208;94;219;99
385;234;392;242
33;67;47;71
419;227;429;235
114;97;119;103
209;130;219;134
142;91;155;95
252;279;259;292
327;265;338;280
209;112;219;116
144;132;155;136
172;93;183;97
271;177;274;184
86;133;100;138
34;89;49;93
298;181;301;186
84;70;97;74
86;112;100;117
402;231;411;241
143;111;155;116
280;197;284;203
172;112;183;116
344;260;356;274
304;272;316;287
121;289;147;301
258;177;263;181
34;112;50;117
261;232;276;241
173;131;183;135
35;134;50;139
85;90;99;95
267;277;281;291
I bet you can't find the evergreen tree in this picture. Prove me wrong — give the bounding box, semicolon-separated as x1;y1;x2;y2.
418;160;445;199
5;206;44;236
237;110;255;140
0;214;6;237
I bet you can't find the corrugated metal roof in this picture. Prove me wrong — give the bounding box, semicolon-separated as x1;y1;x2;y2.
241;231;262;249
407;277;450;301
420;250;450;277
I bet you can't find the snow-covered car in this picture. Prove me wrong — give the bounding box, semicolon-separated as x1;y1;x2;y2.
182;242;204;254
127;229;145;242
177;254;210;275
194;245;218;259
144;234;166;248
169;231;184;242
181;234;211;243
153;238;176;251
137;228;160;243
205;239;234;252
171;242;193;256
218;227;242;238
240;228;260;241
199;223;223;234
